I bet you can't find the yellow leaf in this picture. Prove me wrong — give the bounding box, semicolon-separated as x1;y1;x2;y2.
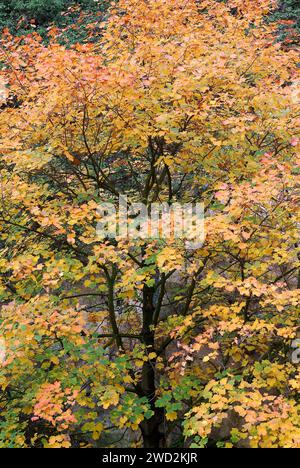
166;411;177;421
148;352;157;360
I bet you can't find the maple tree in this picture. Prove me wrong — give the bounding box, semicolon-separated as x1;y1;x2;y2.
0;0;299;448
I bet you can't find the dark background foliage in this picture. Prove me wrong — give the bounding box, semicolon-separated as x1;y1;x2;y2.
269;0;300;45
0;0;111;43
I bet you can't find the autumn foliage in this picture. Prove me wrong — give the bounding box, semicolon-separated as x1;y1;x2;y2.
0;0;299;448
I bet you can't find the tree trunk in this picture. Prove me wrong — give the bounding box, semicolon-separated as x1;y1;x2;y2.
139;284;165;448
140;404;165;448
